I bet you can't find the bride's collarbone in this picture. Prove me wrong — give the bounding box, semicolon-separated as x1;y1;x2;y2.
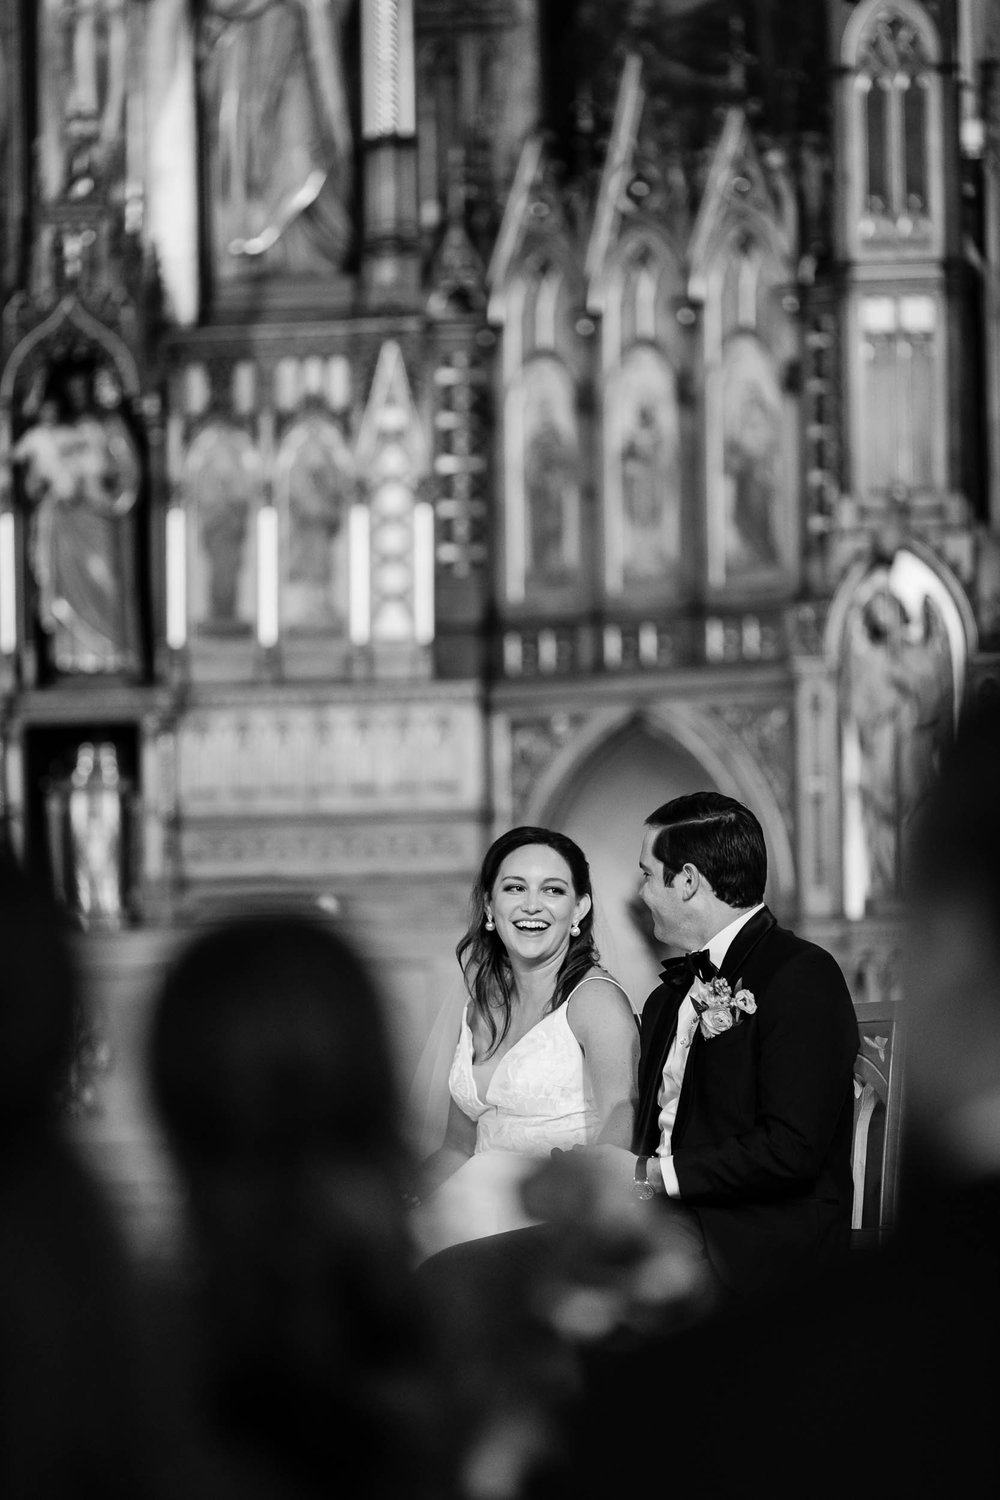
471;1001;553;1067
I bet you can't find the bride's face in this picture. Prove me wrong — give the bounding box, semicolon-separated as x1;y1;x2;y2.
488;844;591;969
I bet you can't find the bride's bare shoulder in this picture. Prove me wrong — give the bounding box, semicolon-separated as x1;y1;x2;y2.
566;969;634;1015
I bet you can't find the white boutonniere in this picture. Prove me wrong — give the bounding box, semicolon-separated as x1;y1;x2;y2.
690;974;756;1040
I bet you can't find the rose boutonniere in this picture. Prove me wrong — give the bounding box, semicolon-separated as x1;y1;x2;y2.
690;974;756;1041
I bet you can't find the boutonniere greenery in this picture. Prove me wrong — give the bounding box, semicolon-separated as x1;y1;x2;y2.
690;974;757;1040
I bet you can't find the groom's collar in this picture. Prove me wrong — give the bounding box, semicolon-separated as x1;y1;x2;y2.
705;902;766;972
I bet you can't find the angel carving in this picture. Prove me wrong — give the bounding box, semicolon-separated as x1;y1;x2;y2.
844;579;954;906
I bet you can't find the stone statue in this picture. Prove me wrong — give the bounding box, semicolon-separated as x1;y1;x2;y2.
723;378;781;573
284;427;350;630
44;741;129;930
41;0;128;196
845;582;954;907
201;486;250;627
202;0;355;276
621;401;678;579
526;402;578;584
13;368;142;677
67;741;128;930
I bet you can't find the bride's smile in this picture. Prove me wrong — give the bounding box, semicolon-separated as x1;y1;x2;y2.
488;844;591;965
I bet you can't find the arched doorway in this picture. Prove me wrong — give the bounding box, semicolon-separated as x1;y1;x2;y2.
538;720;715;1012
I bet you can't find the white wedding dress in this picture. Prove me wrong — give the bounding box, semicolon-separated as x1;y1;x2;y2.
411;976;630;1261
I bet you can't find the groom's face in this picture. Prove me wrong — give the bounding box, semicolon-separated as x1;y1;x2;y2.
638;825;685;947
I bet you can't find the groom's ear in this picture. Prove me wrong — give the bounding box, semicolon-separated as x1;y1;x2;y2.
679;862;702;900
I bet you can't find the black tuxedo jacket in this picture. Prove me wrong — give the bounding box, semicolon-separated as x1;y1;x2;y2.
634;906;858;1297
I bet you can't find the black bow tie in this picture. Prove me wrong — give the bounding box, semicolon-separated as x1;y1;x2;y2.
659;949;717;988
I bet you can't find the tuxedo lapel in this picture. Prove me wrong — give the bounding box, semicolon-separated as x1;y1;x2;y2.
637;910;775;1154
718;905;775;987
670;908;775;1145
635;978;685;1154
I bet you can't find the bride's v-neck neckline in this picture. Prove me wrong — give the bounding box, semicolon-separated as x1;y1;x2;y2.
467;1006;557;1102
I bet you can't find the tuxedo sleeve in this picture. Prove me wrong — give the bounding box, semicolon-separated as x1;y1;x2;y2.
671;946;857;1204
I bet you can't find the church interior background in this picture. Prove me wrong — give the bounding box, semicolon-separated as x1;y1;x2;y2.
2;0;999;1253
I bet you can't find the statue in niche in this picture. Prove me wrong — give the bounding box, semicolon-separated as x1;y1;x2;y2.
201;0;356;278
723;377;781;573
845;580;954;907
187;425;258;629
283;426;350;630
621;399;679;580
525;397;579;584
40;0;127;199
13;364;142;678
200;476;250;627
65;742;129;930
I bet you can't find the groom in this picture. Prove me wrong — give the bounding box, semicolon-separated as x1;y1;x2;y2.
620;789;859;1300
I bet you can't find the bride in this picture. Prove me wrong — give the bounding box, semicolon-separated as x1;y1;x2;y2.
409;826;639;1260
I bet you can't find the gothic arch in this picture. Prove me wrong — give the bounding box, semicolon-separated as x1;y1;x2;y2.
688;110;796;309
503;245;586;380
600;225;685;364
841;0;941;68
839;0;945;261
0;298;142;407
519;700;796;905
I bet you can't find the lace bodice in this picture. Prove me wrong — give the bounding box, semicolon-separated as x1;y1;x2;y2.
448;976;628;1156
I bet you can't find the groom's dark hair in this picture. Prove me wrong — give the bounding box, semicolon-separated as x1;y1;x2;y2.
645;792;766;908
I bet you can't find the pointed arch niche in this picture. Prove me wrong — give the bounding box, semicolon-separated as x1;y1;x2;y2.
700;227;798;594
501;252;586;608
601;233;686;598
274;414;353;635
518;706;796;1011
0;298;148;687
841;0;944;260
184;422;261;638
834;546;969;920
686;108;800;600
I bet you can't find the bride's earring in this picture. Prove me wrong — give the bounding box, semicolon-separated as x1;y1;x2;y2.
485;912;495;932
570;923;580;937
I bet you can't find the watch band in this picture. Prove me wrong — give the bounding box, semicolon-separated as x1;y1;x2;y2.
632;1154;654;1201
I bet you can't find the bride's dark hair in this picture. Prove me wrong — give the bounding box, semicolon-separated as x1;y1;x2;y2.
456;826;601;1055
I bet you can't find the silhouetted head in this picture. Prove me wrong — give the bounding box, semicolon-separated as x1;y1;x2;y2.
0;849;78;1132
147;910;403;1187
904;689;1000;1153
145;910;448;1495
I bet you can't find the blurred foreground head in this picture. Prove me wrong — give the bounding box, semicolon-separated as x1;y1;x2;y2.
148;910;404;1187
0;848;77;1132
147;912;448;1499
904;688;1000;1172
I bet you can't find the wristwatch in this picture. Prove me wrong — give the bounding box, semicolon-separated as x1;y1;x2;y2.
631;1154;655;1201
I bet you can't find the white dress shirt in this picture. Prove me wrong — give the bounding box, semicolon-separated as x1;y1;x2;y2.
654;903;764;1197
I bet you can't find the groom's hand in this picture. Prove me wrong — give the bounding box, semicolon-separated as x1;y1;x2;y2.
520;1144;637;1227
519;1146;715;1348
